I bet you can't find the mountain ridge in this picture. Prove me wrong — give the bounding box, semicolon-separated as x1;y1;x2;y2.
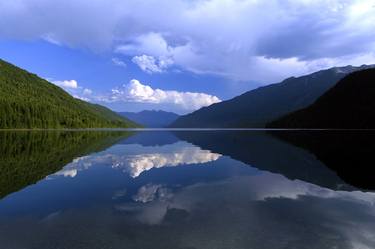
170;65;374;128
268;68;375;129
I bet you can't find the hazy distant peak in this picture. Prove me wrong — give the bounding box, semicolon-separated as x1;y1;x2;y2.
138;110;178;115
119;110;179;128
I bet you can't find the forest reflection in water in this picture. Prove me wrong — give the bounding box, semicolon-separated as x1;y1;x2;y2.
0;130;374;249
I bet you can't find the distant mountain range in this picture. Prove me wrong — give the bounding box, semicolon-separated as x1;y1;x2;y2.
4;57;375;130
119;110;179;127
170;65;374;128
268;68;375;129
0;59;138;129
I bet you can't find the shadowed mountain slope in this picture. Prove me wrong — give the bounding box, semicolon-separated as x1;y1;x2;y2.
268;69;375;129
171;65;373;128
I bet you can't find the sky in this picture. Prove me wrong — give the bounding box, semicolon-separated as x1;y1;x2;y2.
1;0;375;114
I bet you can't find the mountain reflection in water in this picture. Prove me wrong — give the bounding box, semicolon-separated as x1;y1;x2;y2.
0;130;374;249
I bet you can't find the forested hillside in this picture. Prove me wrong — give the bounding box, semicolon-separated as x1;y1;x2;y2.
0;59;138;129
268;69;375;129
170;65;373;128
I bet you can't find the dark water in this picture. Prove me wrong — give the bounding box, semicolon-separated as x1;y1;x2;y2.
0;130;375;249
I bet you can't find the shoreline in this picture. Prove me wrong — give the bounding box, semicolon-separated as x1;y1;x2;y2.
1;128;375;131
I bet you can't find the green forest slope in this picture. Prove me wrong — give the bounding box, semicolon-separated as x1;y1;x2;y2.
0;59;139;129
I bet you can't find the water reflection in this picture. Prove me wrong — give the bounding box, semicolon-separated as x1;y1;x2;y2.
0;131;132;198
269;130;375;190
51;140;221;179
0;130;374;249
175;130;354;190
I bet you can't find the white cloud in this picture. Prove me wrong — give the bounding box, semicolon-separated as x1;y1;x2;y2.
104;79;221;110
115;32;171;57
50;78;94;102
111;57;127;68
83;88;93;95
2;0;375;82
116;33;175;73
48;77;219;112
131;55;160;73
131;54;173;73
72;95;90;101
52;79;78;89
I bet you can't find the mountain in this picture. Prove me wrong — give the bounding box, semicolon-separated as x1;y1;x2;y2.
119;110;179;127
170;65;373;128
0;59;139;129
268;69;375;129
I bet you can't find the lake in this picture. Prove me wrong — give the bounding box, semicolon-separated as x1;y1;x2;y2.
0;130;375;249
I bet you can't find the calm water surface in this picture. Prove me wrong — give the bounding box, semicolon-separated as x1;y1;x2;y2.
0;130;374;249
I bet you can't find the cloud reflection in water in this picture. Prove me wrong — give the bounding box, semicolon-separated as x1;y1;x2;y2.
50;141;221;179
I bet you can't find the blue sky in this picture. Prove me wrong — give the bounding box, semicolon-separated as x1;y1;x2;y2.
0;39;239;113
1;0;375;114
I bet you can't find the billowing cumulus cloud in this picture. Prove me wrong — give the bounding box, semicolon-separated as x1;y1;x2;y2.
49;77;220;112
52;79;78;89
131;55;173;73
117;33;175;73
2;0;375;82
50;79;93;101
102;79;221;110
